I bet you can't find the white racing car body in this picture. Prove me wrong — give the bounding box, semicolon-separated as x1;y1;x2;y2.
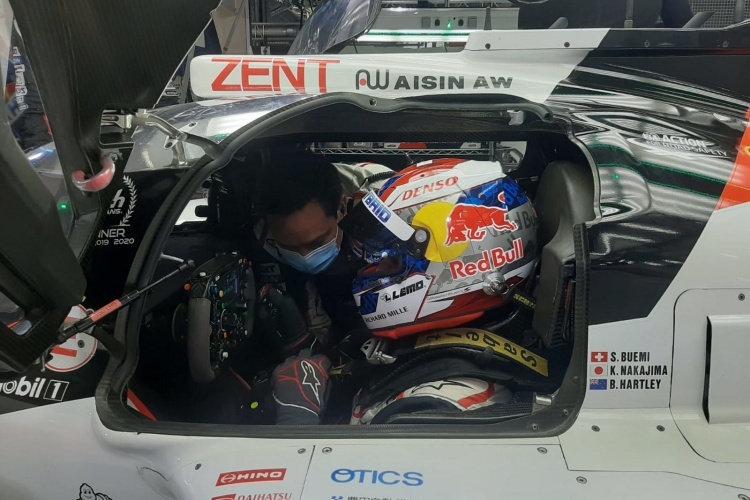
2;0;750;498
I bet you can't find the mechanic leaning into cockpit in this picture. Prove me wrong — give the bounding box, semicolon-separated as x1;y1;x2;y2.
246;152;393;424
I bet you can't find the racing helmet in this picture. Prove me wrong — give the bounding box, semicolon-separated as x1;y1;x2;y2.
342;158;538;339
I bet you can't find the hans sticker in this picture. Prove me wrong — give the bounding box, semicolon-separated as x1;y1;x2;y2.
96;175;137;247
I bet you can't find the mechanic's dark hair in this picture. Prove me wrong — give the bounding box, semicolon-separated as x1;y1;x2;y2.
258;152;343;218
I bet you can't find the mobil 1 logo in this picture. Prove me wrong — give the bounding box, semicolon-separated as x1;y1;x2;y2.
0;376;69;402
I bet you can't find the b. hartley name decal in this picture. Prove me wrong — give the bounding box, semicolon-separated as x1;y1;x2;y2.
589;351;669;391
355;69;513;91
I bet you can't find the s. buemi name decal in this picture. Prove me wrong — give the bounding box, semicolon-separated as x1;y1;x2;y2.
589;351;668;391
449;238;524;280
355;69;512;91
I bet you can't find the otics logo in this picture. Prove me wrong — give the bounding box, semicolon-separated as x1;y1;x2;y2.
0;376;68;402
381;280;424;302
330;469;424;487
216;469;286;486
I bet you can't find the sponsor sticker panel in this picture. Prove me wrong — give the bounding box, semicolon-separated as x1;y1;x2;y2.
357;274;431;329
168;448;310;500
588;350;668;393
303;442;576;498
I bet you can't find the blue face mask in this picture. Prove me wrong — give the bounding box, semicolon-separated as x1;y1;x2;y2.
275;228;340;274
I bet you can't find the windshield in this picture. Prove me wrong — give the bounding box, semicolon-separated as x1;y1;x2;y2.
288;0;378;54
290;0;745;55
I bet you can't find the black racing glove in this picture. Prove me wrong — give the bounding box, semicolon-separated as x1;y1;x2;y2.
256;285;311;354
271;349;331;424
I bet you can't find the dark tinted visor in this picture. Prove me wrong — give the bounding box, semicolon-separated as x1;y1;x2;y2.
356;254;405;279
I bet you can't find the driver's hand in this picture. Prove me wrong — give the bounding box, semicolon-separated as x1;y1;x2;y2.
256;285;311;353
271;349;331;424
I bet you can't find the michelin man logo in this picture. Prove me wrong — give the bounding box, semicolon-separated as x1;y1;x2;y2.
77;483;113;500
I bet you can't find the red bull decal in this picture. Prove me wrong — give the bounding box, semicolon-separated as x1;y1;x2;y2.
449;238;524;279
445;193;518;246
402;176;459;201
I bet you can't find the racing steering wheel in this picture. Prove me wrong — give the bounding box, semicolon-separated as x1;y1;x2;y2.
186;253;255;383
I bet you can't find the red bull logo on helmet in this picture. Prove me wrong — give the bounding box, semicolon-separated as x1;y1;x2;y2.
449;238;525;280
445;192;518;246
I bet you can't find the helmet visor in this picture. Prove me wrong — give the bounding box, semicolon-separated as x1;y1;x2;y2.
339;191;415;250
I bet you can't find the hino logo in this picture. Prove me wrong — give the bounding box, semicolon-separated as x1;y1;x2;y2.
216;469;286;486
355;70;513;91
381;280;425;302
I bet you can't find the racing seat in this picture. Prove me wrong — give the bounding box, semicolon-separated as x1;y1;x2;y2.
532;161;595;346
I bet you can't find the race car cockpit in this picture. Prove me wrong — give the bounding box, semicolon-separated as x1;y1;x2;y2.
125;102;596;428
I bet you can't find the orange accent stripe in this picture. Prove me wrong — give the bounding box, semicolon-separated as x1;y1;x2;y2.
127;389;157;421
718;109;750;209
